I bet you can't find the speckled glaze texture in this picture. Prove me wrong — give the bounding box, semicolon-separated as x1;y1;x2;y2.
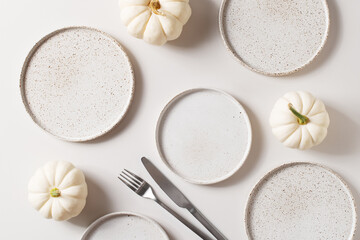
156;88;252;184
246;162;357;240
20;27;135;141
220;0;330;76
81;212;169;240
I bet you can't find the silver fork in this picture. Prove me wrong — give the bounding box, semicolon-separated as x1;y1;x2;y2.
118;169;212;240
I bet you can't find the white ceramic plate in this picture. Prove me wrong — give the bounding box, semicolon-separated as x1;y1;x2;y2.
156;88;252;185
20;26;134;141
246;162;357;240
220;0;330;76
81;212;169;240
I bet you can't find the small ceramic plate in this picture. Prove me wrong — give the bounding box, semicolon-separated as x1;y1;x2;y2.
220;0;330;76
156;88;252;184
81;212;169;240
246;162;357;240
20;27;134;141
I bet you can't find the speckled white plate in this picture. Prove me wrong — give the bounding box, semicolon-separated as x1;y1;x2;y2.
81;212;169;240
220;0;330;76
20;27;134;141
246;162;357;240
156;88;252;185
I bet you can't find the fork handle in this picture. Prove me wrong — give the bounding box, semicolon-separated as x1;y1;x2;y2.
156;200;213;240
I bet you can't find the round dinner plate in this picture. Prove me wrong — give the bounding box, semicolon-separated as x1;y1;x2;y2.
20;27;134;141
156;88;252;184
246;162;357;240
81;212;169;240
220;0;330;76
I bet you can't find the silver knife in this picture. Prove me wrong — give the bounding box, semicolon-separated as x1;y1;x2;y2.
141;157;228;240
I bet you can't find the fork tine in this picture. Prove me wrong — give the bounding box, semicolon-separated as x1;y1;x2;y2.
124;169;144;183
122;170;142;185
120;172;141;189
118;175;137;192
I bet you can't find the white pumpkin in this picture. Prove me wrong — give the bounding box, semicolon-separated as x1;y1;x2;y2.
119;0;192;45
28;161;88;221
269;91;330;150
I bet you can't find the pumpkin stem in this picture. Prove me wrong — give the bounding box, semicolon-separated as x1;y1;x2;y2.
288;103;310;125
149;0;164;15
50;188;61;198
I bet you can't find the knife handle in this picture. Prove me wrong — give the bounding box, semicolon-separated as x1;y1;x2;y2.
189;207;228;240
156;200;212;240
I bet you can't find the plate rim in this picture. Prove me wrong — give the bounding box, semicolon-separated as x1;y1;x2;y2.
219;0;330;76
155;88;253;185
81;211;169;240
19;26;135;142
244;162;358;239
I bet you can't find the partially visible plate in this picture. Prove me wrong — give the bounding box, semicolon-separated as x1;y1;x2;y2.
156;88;252;184
81;212;169;240
246;162;357;240
20;26;134;141
220;0;329;76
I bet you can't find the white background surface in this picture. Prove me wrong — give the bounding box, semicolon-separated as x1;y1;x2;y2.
1;0;359;239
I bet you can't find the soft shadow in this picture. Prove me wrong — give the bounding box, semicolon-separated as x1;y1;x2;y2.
168;0;218;48
163;228;176;240
68;175;112;227
211;103;264;188
292;0;340;77
84;45;144;143
313;106;359;155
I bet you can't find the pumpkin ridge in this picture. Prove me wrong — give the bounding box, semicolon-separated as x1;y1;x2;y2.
56;198;73;214
60;197;87;219
126;8;150;27
41;168;52;189
53;161;60;185
39;198;53;218
38;198;50;212
296;91;304;113
155;14;168;40
161;9;181;22
271;122;298;130
308;122;328;129
60;194;84;201
50;200;56;218
304;96;316;116
304;127;315;145
159;0;191;24
61;185;87;198
58;168;79;189
270;115;298;127
276;124;299;142
307;110;325;118
29;192;50;210
55;163;75;188
142;11;153;35
29;189;51;194
297;127;302;148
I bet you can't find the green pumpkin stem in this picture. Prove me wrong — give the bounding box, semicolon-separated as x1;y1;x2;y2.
288;103;310;125
50;188;61;198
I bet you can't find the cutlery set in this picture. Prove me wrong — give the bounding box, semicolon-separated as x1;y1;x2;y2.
118;157;227;240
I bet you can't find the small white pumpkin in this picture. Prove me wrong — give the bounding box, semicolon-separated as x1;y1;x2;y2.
269;91;330;150
28;161;88;221
119;0;192;45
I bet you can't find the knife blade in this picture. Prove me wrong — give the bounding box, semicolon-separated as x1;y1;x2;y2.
141;157;228;240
